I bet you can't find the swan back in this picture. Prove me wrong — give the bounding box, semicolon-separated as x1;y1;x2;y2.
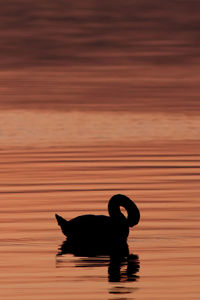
108;194;140;227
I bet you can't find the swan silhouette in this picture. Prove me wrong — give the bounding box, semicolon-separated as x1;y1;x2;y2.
55;194;140;255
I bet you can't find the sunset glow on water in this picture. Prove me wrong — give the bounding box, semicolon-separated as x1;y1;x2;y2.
0;1;200;299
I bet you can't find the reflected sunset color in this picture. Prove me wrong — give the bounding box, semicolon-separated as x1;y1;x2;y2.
0;1;200;300
0;110;199;148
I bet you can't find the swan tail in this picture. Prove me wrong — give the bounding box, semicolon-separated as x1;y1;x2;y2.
55;214;69;237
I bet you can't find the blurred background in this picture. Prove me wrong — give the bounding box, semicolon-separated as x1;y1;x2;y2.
1;3;200;299
0;0;200;113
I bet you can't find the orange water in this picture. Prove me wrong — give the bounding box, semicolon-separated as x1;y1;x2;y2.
1;1;200;298
0;135;199;299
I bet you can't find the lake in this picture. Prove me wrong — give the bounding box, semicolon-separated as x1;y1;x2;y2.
0;110;199;300
0;1;200;298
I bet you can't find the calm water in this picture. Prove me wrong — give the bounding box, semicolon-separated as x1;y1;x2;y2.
0;0;200;114
0;1;200;298
0;112;199;299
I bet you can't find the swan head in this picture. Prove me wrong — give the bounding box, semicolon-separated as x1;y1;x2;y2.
108;194;140;227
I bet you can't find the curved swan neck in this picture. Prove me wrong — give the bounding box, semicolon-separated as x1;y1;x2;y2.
108;194;140;227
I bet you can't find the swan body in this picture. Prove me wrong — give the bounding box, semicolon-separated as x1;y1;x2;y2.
55;194;140;252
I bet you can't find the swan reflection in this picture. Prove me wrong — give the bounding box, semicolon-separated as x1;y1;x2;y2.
56;239;140;283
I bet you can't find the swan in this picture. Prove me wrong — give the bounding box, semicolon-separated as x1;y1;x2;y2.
55;194;140;252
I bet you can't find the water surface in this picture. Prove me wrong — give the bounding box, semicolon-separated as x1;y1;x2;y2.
0;134;199;299
0;2;200;298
